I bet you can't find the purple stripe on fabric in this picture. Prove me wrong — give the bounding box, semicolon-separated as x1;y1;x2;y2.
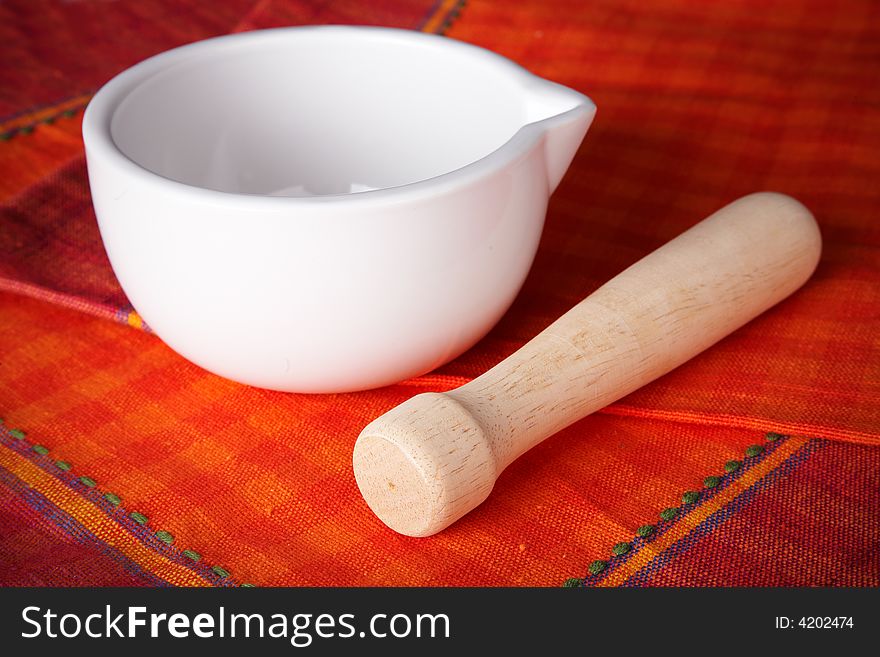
0;426;232;587
582;434;792;586
0;462;171;587
621;439;825;587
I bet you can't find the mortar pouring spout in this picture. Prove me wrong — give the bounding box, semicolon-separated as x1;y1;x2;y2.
523;78;596;193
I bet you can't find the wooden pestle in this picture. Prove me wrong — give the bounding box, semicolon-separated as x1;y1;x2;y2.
352;192;822;537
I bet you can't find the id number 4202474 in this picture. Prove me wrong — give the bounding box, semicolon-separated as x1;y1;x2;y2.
775;617;854;629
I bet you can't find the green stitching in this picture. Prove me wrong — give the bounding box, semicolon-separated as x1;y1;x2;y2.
588;560;607;575
2;419;245;586
660;507;679;521
434;0;467;35
240;583;256;588
562;577;581;588
611;542;631;556
574;430;790;587
0;104;85;143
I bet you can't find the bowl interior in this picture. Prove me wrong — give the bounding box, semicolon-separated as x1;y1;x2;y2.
110;31;531;196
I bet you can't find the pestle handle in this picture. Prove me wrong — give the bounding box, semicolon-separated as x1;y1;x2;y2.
353;192;822;537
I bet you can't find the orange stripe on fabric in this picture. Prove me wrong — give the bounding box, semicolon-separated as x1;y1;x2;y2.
0;0;450;132
421;0;461;33
597;436;809;587
0;123;83;203
398;374;878;447
0;278;141;329
0;444;211;587
230;0;275;33
602;406;878;448
0;94;92;135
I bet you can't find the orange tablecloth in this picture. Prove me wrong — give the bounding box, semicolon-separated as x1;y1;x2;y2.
1;0;877;586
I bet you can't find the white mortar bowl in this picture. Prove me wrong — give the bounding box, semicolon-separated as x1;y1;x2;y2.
83;26;595;392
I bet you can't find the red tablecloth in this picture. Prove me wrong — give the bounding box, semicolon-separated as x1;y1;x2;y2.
1;0;877;586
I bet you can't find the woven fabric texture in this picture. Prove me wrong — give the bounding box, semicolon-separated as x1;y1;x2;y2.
0;0;878;587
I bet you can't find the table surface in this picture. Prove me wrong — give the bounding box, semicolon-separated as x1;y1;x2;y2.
0;0;877;587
